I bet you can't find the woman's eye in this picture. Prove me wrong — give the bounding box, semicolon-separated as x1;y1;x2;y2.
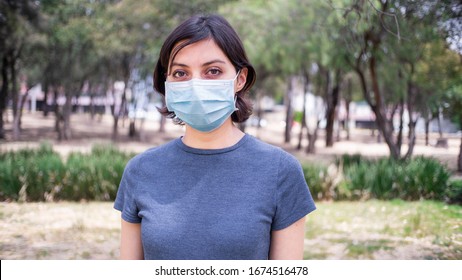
172;70;186;79
207;68;222;76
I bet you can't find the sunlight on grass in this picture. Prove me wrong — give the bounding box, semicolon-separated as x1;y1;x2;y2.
344;239;394;259
305;200;462;259
0;202;120;260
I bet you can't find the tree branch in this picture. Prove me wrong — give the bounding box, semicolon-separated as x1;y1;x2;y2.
366;0;401;40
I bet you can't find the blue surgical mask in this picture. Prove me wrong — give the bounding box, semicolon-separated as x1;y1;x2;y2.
165;72;239;132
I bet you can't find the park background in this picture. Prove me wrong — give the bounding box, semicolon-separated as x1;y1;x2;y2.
0;0;461;260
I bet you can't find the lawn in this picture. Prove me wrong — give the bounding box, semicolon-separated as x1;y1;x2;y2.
305;200;462;259
0;200;461;260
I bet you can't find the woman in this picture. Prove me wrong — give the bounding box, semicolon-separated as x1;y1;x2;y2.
114;14;316;260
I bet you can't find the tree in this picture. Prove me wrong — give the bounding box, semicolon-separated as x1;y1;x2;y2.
0;0;40;140
432;47;462;171
333;0;460;160
32;0;103;140
221;0;295;135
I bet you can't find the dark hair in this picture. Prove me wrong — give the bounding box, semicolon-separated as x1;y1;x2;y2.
153;14;256;123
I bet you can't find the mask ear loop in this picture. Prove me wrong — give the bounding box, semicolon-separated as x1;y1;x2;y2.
233;70;241;111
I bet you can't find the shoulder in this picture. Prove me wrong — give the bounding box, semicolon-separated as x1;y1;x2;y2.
124;139;178;174
244;136;305;187
245;135;301;167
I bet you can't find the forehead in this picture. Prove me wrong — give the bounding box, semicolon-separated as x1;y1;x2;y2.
170;38;232;66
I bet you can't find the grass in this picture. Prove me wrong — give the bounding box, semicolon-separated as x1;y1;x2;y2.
0;200;461;259
304;200;462;259
0;201;120;260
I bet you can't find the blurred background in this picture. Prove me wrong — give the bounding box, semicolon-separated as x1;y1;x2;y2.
0;0;461;260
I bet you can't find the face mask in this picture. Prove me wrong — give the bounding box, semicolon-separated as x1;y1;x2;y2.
165;72;240;132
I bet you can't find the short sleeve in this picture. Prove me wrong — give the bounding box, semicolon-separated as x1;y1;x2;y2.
271;152;316;231
114;158;142;223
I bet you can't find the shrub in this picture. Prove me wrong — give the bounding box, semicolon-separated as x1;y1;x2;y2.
0;143;65;201
402;156;451;201
59;145;132;201
339;154;452;201
302;164;328;200
340;160;372;200
447;179;462;205
0;144;133;202
302;162;349;201
0;151;20;200
335;153;364;169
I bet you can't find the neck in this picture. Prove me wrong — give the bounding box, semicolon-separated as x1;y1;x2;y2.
182;119;245;149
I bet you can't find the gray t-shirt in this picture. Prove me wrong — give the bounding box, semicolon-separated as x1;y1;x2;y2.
114;134;316;260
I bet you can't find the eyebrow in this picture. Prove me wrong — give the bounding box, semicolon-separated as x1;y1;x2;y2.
170;59;227;68
201;59;227;67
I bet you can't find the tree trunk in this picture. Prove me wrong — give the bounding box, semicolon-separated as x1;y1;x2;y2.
356;64;398;158
0;111;3;140
113;74;128;140
0;55;8;139
396;98;404;155
424;114;431;146
53;88;60;133
17;88;29;134
138;118;146;142
256;91;264;134
129;120;136;138
458;135;462;172
345;78;352;141
113;92;126;141
89;82;96;120
352;7;401;160
10;54;20;141
253;88;264;137
403;79;418;160
42;81;50;117
326;70;341;147
404;119;417;160
297;73;309;150
56;105;65;141
437;107;444;138
368;56;400;159
306;120;320;154
62;90;73;140
112;117;119;141
284;77;294;144
297;70;310;150
345;100;351;141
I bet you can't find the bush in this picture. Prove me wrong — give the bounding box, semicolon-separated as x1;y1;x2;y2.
59;145;130;201
302;164;328;200
402;156;451;200
447;179;462;205
0;146;455;204
302;162;352;201
0;144;133;202
0;143;65;201
339;160;371;200
335;153;364;169
339;154;452;201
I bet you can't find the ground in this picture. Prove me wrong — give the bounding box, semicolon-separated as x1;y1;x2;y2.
2;110;460;173
1;200;460;260
0;110;461;259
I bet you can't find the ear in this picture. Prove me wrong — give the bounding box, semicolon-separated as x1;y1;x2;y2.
235;67;248;93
